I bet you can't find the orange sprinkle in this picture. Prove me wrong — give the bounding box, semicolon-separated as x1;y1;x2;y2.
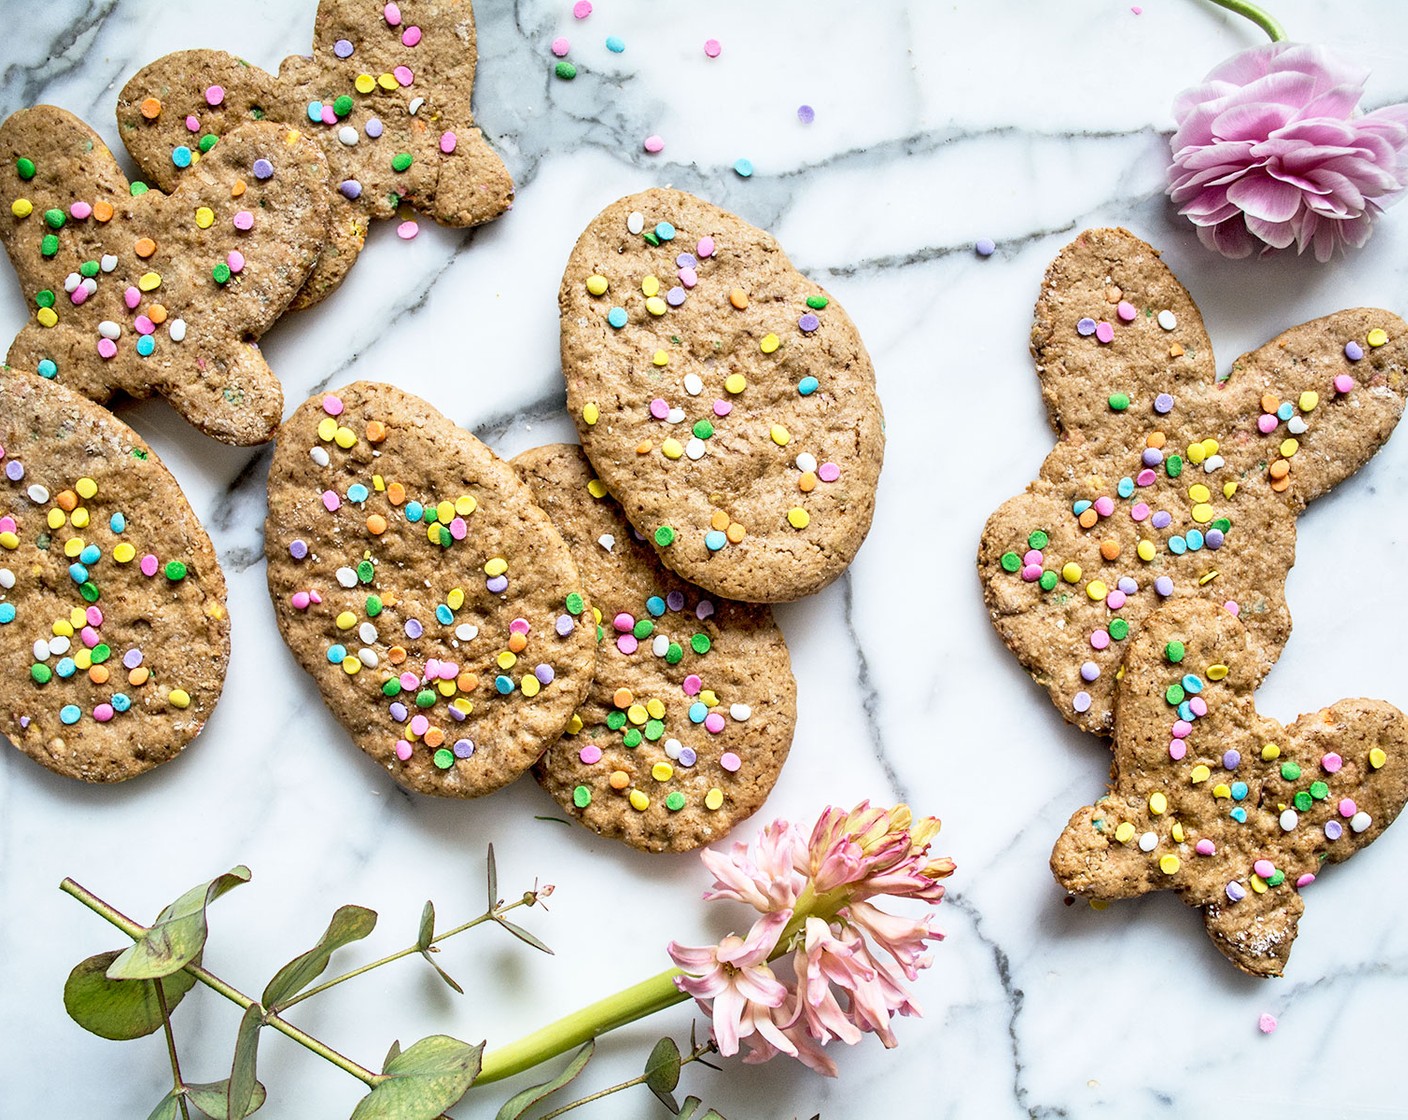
1260;393;1280;414
424;727;445;748
1169;343;1185;358
728;287;748;310
799;471;818;493
92;200;114;223
147;303;167;324
365;420;387;442
387;646;407;664
366;514;388;535
635;440;652;454
710;510;730;531
1270;475;1291;493
230;179;246;198
134;237;157;259
609;770;631;791
1078;508;1099;529
1147;431;1167;449
386;482;406;505
139;97;163;120
613;687;634;708
1099;539;1121;561
508;632;528;654
128;667;150;687
1269;460;1290;480
456;672;479;693
89;665;110;685
725;522;745;543
56;490;78;512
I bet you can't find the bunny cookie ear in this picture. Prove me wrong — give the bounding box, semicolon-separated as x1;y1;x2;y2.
1029;227;1215;439
1052;598;1408;977
1206;309;1408;514
1;105;329;445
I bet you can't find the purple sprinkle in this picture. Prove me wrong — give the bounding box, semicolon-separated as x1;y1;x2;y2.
1155;575;1174;597
1226;881;1247;902
389;702;408;722
555;614;575;636
534;664;555;684
453;739;475;758
1117;577;1138;594
1154;393;1175;414
666;590;685;612
797;104;814;124
1205;528;1225;550
289;539;309;560
679;746;697;766
122;649;143;670
1076;318;1097;337
405;618;424;639
676;253;697;269
1073;691;1092;713
365;117;384;139
448;705;467;722
334;38;354;58
1141;447;1164;467
1151;510;1172;529
339;179;363;200
1345;340;1364;361
1080;660;1100;682
696;600;715;620
1325;820;1344;840
252;158;274;180
486;574;509;594
666;286;686;307
1223;749;1241;770
5;461;23;481
798;313;820;332
974;237;996;257
19;716;29;728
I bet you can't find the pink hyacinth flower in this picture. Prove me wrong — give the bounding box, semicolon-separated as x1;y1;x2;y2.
1167;42;1408;260
668;909;791;1056
701;818;806;913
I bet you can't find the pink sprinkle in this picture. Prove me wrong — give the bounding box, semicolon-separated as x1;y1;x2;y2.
713;399;732;417
424;658;441;680
1257;413;1279;434
717;752;742;775
291;591;311;610
704;713;726;733
322;490;341;512
134;315;154;335
395;740;413;761
1189;696;1207;717
124;286;141;310
696;236;715;259
205;85;225;106
438;661;458;680
384;2;402;26
683;674;702;696
1020;564;1042;582
510;618;531;635
394;65;414;86
679;266;698;288
1321;752;1343;774
86;606;103;626
1106;589;1126;610
1136;468;1157;486
1095;321;1114;344
643;134;665;154
80;626;100;649
818;462;841;483
449;516;467;540
1130;501;1150;521
231;210;254;234
616;634;639;655
439;131;457;154
322;394;344;416
1023;549;1043;566
1334;373;1355;393
1224;600;1240;617
1195;839;1216;856
1093;495;1115;517
579;744;602;765
97;338;117;360
573;1;592;17
1116;300;1137;322
71;286;89;306
1090;629;1110;650
402;25;422;46
1253;859;1275;879
1296;872;1316;887
309;590;322;605
1257;1013;1277;1035
140;554;159;577
1131;5;1143;13
397;220;419;240
226;249;245;273
1172;719;1192;738
70;201;92;220
613;612;634;632
410;714;429;736
1339;798;1358;818
649;398;669;419
321;104;337;126
1168;740;1186;760
551;37;570;56
399;671;419;690
185;115;200;133
0;517;13;533
94;704;114;723
704;38;721;57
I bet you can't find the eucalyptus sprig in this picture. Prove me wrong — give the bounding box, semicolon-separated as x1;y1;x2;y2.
61;848;726;1120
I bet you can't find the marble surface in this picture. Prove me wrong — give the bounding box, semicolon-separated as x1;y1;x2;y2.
4;1;1408;1116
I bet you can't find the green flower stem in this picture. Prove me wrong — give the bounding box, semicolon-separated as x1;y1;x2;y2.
153;979;192;1120
476;967;689;1085
59;878;382;1088
1205;0;1287;41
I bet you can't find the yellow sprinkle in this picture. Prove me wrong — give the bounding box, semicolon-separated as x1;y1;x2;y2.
629;790;649;812
436;680;456;697
69;607;86;628
585;274;608;296
1222;481;1238;499
627;703;648;725
497;651;517;669
769;424;790;446
70;508;90;529
652;349;669;366
1250;875;1268;894
1188;483;1210;503
661;438;684;460
1089;899;1109;911
651;762;673;782
699;690;718;707
1085;579;1107;601
0;532;18;550
1060;562;1082;583
1261;743;1280;761
521;676;541;698
1280;438;1299;458
455;495;477;516
1368;327;1389;348
317;417;338;441
372;475;385;492
447;588;465;610
484;557;508;577
1114;822;1136;844
1198;569;1219;585
1136;539;1156;562
760;333;780;354
1149;791;1168;815
378;72;398;91
426;524;443;545
704;787;724;811
453;698;473;717
1171;822;1186;843
74;649;92;671
566;714;584;735
64;537;85;558
645;296;667;317
641;275;660;297
724;373;747;394
1207;664;1229;681
435;500;454;524
645;698;666;719
343;658;361;676
1370;747;1388;769
334;426;357;449
1186;443;1207;465
194;206;215;229
786;507;810;529
355;73;376;93
335;611;356;630
1298;390;1319;412
1190;765;1210;784
52;619;74;637
76;478;98;500
168;688;191;709
46;508;66;530
592;607;602;625
586;479;608;498
113;543;136;564
582;402;600;425
1159;854;1181;875
11;198;32;218
1191;503;1214;523
36;306;58;328
1201;439;1219;456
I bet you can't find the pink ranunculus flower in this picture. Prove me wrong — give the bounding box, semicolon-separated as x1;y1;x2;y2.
1167;41;1408;261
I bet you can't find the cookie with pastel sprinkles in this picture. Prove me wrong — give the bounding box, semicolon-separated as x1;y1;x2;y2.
0;105;330;446
117;0;514;310
265;383;596;798
979;227;1408;735
559;188;884;603
1051;598;1408;977
0;365;230;781
514;443;796;852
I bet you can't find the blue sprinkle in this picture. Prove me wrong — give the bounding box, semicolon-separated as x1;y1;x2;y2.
435;604;454;625
307;101;324;123
1177;700;1195;722
111;693;131;713
607;307;627;329
60;705;82;725
1231;781;1248;801
136;335;155;357
1277;402;1295;421
1182;674;1204;694
645;596;666;617
110;512;126;533
654;222;675;241
495;675;515;695
405;501;424;522
705;530;727;551
798;376;819;396
0;603;13;624
68;563;88;584
326;644;346;664
1185;529;1204;551
79;544;101;565
1073;499;1092;515
56;657;77;678
1231;806;1248;823
37;358;57;379
733;158;754;178
688;701;707;723
347;483;369;503
605;34;624;52
1117;477;1135;499
171;146;193;168
1168;536;1187;555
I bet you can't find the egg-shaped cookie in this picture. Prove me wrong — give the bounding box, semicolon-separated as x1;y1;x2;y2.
0;366;230;781
515;443;796;852
265;383;596;797
560;188;883;603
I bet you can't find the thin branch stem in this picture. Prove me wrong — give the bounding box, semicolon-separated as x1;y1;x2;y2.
1204;0;1287;41
537;1039;719;1120
154;979;191;1120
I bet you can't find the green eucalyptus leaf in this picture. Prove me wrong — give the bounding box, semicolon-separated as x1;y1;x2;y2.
494;916;553;956
418;949;464;995
187;1078;268;1118
493;1041;594;1120
227;1003;263;1119
382;1039;402;1073
107;867;251;981
145;1092;182;1120
64;950;197;1040
675;1099;727;1120
349;1035;483;1120
262;904;378;1009
644;1036;682;1111
417;901;435;953
486;845;498;908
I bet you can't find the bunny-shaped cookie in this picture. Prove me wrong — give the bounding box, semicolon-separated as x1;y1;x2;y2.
979;228;1408;734
1051;598;1408;977
117;0;513;310
0;105;329;445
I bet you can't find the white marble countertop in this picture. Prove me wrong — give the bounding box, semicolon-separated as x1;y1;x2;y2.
5;1;1408;1116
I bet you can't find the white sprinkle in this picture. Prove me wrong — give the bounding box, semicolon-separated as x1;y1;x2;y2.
685;438;707;460
100;254;118;272
169;319;187;342
1157;309;1177;331
1287;416;1308;435
1352;811;1372;833
795;452;818;473
33;639;51;661
310;446;331;467
63;272;81;293
626;210;644;235
338;126;359;146
729;703;751;721
664;737;682;759
666;407;686;424
408;96;425;115
81;277;97;295
1279;809;1298;832
48;635;70;655
26;484;49;503
335;567;358;588
455;623;479;641
1202;454;1224;473
597;533;614;551
683;373;703;396
358;622;378;644
359;648;379;668
98;320;121;340
652;634;670;657
1138;831;1157;852
0;568;13;589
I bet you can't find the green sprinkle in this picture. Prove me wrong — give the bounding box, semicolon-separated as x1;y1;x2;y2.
1267;869;1285;887
356;560;375;584
415;689;436;709
573;785;591;808
197;134;219;153
805;294;829;310
1027;530;1049;550
381;678;401;697
665;642;683;664
1309;781;1329;800
1000;551;1021;573
1212;518;1232;533
1108;392;1130;411
692;419;714;439
1166;454;1183;478
438;526;452;548
164;560;187;581
1038;571;1057;591
130;182;149;197
34;290;55;308
565;592;585;614
333;95;354;117
40;234;59;257
391;152;413;173
212;262;232;284
554;60;577;79
643;231;660;247
91;644;111;664
1109;618;1130;641
644;719;664;741
623;728;642;748
78;260;99;279
365;595;383;617
632;619;654;640
1165;683;1186;705
16;157;36;180
31;663;52;684
79;581;100;603
1165;641;1185;663
654;526;676;547
606;710;626;731
665;791;686;811
432;748;455;770
1280;761;1302;781
1293;791;1313;812
690;633;712;654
